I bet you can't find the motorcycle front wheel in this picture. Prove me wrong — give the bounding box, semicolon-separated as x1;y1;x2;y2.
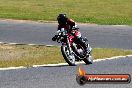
61;45;76;66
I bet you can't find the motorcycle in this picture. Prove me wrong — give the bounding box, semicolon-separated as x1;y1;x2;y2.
52;28;93;66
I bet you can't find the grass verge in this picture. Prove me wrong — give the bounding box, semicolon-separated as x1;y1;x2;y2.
0;44;132;68
0;0;132;25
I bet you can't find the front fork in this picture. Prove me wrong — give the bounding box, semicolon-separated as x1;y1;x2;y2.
66;37;73;55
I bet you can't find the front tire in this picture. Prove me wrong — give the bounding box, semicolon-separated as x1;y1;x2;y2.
61;45;76;66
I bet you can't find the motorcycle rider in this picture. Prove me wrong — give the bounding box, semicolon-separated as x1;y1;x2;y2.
52;14;89;56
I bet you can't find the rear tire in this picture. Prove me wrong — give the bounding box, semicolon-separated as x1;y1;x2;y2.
61;45;76;66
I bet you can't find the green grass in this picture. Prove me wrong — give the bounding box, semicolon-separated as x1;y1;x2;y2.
0;44;132;67
0;0;132;25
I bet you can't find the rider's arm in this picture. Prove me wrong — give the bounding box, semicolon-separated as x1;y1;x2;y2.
67;19;79;31
67;18;75;29
52;25;65;41
57;25;65;33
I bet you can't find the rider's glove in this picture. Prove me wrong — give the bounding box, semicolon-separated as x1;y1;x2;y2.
72;25;79;30
52;35;58;41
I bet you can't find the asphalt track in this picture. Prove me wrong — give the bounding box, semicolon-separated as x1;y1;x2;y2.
0;57;132;88
0;20;132;88
0;20;132;49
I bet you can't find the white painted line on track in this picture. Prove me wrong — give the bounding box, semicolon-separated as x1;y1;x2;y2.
0;66;27;71
46;45;57;47
0;55;132;71
28;44;37;46
8;43;19;45
0;42;4;44
0;41;59;47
